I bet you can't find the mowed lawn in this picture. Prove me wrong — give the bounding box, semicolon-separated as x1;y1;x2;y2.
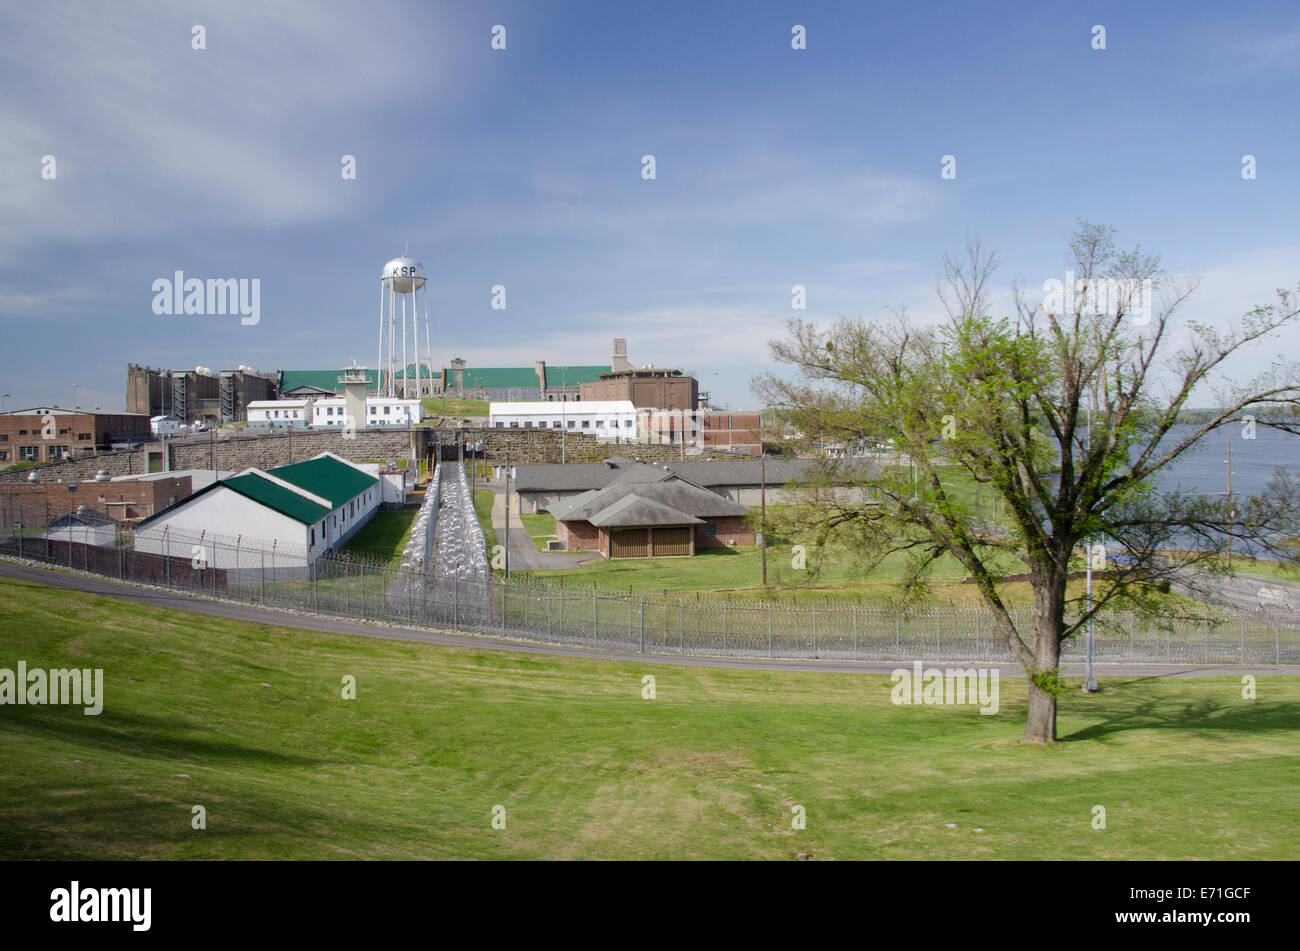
0;577;1297;860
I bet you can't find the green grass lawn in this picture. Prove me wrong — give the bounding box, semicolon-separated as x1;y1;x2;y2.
341;509;418;563
1;576;1296;860
422;398;490;417
473;489;499;562
520;512;557;552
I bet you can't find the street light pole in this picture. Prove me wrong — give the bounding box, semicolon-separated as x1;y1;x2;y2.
1083;387;1098;693
760;453;767;586
504;449;511;579
1226;429;1234;572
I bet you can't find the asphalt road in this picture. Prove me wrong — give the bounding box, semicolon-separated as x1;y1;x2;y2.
1;559;1295;677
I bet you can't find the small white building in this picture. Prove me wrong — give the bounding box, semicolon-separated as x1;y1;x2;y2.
133;452;381;574
246;397;422;429
489;400;638;440
150;415;185;437
46;508;118;547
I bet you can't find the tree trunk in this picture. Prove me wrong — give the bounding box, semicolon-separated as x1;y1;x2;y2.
1023;564;1067;744
1023;678;1058;744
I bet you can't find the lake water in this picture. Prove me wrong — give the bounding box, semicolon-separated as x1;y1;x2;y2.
1149;423;1298;497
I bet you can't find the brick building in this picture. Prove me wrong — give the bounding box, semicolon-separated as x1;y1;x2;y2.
0;408;152;466
579;366;699;412
547;463;751;558
0;473;192;525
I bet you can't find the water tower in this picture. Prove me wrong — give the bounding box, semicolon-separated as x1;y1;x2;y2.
377;256;433;399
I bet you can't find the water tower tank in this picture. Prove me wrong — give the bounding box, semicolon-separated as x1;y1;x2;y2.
382;256;427;293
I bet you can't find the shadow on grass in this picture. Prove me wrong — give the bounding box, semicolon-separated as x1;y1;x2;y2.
1062;686;1300;743
3;706;326;767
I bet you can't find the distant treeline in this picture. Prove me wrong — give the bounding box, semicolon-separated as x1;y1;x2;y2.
1176;407;1299;425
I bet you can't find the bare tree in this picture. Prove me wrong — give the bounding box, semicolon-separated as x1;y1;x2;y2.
754;224;1300;743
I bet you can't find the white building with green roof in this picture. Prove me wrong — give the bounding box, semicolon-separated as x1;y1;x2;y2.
133;452;382;572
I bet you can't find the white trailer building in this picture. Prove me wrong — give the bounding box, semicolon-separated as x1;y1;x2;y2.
489;400;638;441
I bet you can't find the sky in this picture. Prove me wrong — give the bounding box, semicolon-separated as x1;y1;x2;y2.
2;0;1299;413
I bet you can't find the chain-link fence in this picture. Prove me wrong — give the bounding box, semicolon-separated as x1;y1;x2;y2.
2;495;1298;664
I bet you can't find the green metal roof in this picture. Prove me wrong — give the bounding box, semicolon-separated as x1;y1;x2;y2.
543;365;610;386
439;365;611;389
220;473;332;525
135;454;379;528
394;363;434;379
264;456;378;510
279;369;378;393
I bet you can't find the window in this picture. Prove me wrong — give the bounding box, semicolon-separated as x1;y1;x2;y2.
624;420;633;427
19;446;38;461
58;428;69;435
495;421;504;428
582;420;591;428
595;420;604;428
311;527;316;545
0;451;7;461
0;434;6;441
370;407;377;415
552;421;561;428
49;446;69;459
17;430;27;436
701;523;717;537
567;420;575;429
78;432;91;440
384;406;391;415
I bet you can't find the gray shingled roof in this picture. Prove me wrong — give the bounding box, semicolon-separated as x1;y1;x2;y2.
516;455;881;494
587;493;704;527
549;475;747;524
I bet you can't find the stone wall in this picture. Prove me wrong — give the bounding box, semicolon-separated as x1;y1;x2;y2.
2;425;751;486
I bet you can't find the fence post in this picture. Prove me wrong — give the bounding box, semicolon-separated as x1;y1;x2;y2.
639;599;645;653
1276;620;1281;665
974;609;979;656
360;563;366;619
768;603;773;658
811;605;816;657
593;591;598;645
1204;619;1210;663
16;510;21;559
1129;612;1134;658
1239;615;1245;664
935;608;940;655
852;604;858;658
500;580;506;635
548;585;553;638
260;550;265;605
723;602;727;653
679;599;685;654
895;613;900;652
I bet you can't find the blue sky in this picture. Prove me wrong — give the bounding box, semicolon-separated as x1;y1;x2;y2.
2;0;1298;412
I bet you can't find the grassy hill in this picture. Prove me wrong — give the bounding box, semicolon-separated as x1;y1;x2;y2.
0;575;1296;859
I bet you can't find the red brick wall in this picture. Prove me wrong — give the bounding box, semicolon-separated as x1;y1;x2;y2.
0;476;191;523
556;518;601;553
696;515;755;548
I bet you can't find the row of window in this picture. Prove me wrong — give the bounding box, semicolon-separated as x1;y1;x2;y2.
309;488;375;547
493;419;635;429
1;431;90;440
11;446;69;461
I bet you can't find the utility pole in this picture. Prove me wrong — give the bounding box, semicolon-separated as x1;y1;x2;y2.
1083;386;1098;693
1226;430;1234;572
504;449;511;579
760;453;767;585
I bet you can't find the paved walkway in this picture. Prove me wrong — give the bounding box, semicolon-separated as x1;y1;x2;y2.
487;486;590;571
